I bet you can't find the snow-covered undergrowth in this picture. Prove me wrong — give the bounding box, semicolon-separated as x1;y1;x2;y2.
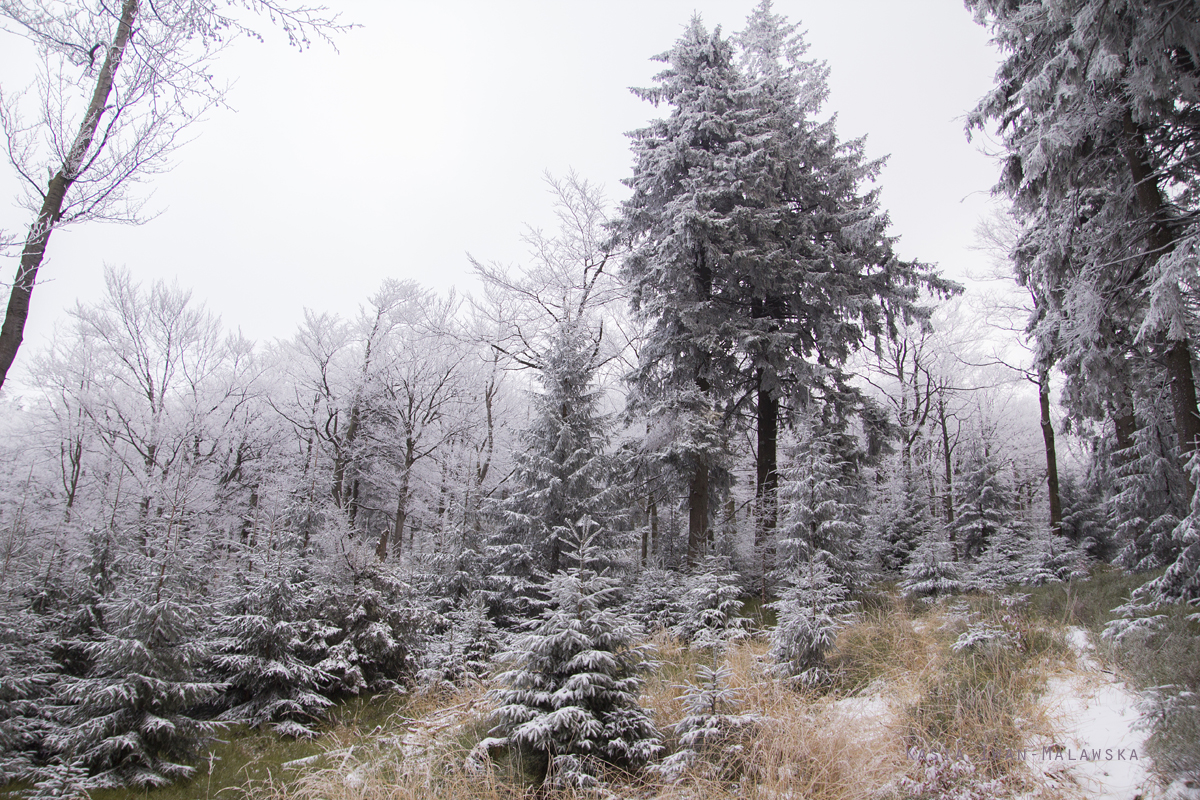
128;592;1128;800
41;586;1190;800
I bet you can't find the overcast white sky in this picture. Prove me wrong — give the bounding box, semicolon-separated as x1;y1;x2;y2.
0;0;1003;376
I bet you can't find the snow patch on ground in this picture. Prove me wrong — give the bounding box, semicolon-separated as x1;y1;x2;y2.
829;691;891;735
1020;626;1158;800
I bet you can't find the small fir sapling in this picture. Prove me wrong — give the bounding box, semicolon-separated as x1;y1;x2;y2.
312;571;428;696
653;661;760;781
774;424;864;586
953;444;1016;560
768;554;856;686
672;556;751;650
965;525;1027;592
899;534;963;599
622;568;688;634
50;592;222;789
1109;413;1187;571
210;573;333;739
1017;529;1081;586
479;517;660;787
418;593;506;690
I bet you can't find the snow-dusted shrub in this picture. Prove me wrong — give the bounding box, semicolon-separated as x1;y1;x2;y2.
211;574;333;739
481;520;660;787
653;662;760;781
51;593;222;789
418;594;506;690
951;624;1014;653
313;572;428;696
895;749;1005;800
673;556;750;650
622;568;688;635
0;604;56;784
768;555;856;686
900;536;963;599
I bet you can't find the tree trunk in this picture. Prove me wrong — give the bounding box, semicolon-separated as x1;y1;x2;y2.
0;0;139;392
378;439;414;561
332;404;361;511
936;397;957;560
1122;110;1200;459
1038;367;1063;535
240;486;260;546
755;374;779;543
687;460;709;569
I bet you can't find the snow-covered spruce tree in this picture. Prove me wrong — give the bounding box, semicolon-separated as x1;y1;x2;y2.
874;467;939;575
672;556;751;651
615;16;745;566
653;661;760;782
210;571;333;739
1137;451;1200;604
418;593;506;690
1058;468;1112;561
1018;529;1082;586
50;591;222;789
477;175;624;585
730;1;953;547
768;554;856;687
899;534;963;600
953;440;1016;560
1109;407;1188;571
966;524;1028;592
968;0;1200;604
617;7;950;568
490;318;616;574
773;422;865;588
483;518;660;787
307;556;432;697
0;602;57;785
622;567;688;635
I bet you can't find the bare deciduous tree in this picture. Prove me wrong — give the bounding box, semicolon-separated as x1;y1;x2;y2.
0;0;346;392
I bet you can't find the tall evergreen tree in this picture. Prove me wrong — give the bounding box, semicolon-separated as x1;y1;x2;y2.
617;16;745;567
969;0;1200;603
617;6;951;565
732;1;953;538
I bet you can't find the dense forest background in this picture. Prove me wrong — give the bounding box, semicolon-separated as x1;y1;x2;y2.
1;0;1199;796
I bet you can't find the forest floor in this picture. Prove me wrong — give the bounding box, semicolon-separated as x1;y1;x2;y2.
34;573;1199;800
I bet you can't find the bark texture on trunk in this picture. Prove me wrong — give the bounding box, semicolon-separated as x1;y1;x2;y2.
1122;110;1200;459
1038;368;1063;534
755;376;779;544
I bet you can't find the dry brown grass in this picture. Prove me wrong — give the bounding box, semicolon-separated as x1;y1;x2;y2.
893;595;1070;792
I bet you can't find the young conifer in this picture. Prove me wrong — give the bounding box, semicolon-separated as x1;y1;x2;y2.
483;518;660;787
51;592;221;789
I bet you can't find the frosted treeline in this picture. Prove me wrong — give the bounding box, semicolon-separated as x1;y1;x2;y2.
2;0;1199;793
